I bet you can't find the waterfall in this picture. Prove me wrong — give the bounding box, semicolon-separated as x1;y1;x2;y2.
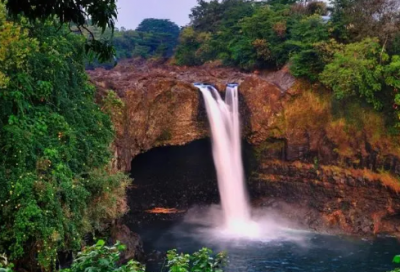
196;83;253;233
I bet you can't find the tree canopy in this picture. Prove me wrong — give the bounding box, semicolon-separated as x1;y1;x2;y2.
137;19;180;37
174;0;400;125
0;4;129;270
1;0;118;62
87;19;181;69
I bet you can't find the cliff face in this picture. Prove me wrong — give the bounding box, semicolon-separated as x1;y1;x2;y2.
89;59;400;236
88;59;288;172
250;161;400;235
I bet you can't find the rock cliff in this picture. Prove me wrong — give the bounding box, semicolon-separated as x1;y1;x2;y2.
89;59;400;236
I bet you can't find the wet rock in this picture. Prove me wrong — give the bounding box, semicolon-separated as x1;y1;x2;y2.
110;224;145;263
147;250;164;262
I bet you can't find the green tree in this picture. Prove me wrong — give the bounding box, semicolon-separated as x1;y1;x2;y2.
267;0;298;4
305;1;328;15
174;27;212;66
178;0;257;67
136;19;181;58
0;6;130;270
137;19;180;37
236;4;294;68
1;0;118;61
320;38;400;110
190;0;226;32
329;0;400;47
113;30;140;59
210;0;257;67
288;14;330;81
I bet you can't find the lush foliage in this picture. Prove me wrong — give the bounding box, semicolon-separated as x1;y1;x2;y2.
133;19;180;58
286;14;329;81
175;0;258;67
0;5;130;270
320;38;400;110
60;240;145;272
87;19;181;69
166;248;226;272
173;0;400;126
0;254;14;272
118;19;180;59
174;0;332;70
2;241;227;272
390;255;400;272
1;0;117;61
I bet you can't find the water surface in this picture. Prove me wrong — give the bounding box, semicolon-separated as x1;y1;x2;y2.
136;215;400;272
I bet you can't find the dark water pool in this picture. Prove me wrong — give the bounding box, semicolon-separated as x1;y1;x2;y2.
135;212;400;272
127;140;400;272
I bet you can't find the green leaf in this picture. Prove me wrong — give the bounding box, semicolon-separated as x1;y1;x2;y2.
116;244;126;251
96;239;105;247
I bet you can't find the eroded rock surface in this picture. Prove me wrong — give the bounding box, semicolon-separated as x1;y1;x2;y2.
89;59;400;236
89;59;295;171
250;161;400;236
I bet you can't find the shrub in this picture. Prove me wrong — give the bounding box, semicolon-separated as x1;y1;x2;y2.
166;248;226;272
320;38;400;110
60;240;145;272
60;242;226;272
0;254;14;272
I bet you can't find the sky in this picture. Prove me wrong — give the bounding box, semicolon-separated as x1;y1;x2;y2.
116;0;199;30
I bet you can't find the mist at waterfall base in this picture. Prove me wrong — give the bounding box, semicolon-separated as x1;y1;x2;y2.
125;85;400;271
194;84;302;241
140;215;399;271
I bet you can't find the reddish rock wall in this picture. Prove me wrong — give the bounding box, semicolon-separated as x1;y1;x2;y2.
89;59;400;236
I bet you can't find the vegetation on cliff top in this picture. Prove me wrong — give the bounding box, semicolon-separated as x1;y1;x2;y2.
174;0;400;128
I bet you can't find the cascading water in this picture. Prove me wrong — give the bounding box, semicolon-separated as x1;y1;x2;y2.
195;83;258;235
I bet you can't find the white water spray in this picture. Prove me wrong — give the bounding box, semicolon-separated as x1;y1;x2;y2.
196;84;258;235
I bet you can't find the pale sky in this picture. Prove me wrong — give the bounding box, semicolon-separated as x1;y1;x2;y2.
116;0;330;30
116;0;199;30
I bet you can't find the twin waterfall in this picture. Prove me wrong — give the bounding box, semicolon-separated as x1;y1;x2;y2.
196;84;255;234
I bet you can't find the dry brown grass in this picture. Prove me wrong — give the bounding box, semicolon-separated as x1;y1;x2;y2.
326;119;358;160
259;159;400;192
377;172;400;193
276;88;400;167
323;165;400;193
282;90;330;135
256;173;280;182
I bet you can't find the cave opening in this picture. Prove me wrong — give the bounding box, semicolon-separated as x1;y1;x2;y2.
121;141;400;272
123;138;257;230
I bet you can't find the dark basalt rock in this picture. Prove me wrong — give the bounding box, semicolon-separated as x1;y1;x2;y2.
110;223;145;263
250;161;400;236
